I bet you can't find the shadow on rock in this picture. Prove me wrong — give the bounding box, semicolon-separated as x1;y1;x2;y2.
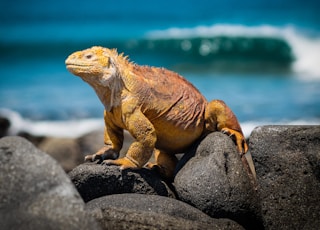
69;163;175;202
86;193;244;230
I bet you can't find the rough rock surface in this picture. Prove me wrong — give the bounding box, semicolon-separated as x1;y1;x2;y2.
174;132;262;229
69;163;175;202
0;136;100;230
250;125;320;230
86;193;244;230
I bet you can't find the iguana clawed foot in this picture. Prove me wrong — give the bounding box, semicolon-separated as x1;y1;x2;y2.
101;157;138;170
220;127;256;186
221;127;248;154
84;146;119;163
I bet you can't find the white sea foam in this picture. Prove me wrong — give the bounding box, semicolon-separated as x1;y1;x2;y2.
283;29;320;79
0;108;103;138
147;24;283;39
147;24;320;80
1;108;319;139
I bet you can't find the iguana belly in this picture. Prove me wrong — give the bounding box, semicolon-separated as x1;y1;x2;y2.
154;121;204;153
147;106;205;153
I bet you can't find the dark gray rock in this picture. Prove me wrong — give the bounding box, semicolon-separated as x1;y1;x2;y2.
250;125;320;230
87;193;214;222
69;163;175;202
86;193;244;230
17;131;45;147
174;132;262;229
0;116;10;137
0;136;100;230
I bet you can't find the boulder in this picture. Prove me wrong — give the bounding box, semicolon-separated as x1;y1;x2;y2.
249;125;320;230
86;193;244;230
0;116;10;137
77;130;104;157
174;132;262;229
69;163;175;202
77;130;135;158
38;137;83;172
0;136;100;230
18;131;45;147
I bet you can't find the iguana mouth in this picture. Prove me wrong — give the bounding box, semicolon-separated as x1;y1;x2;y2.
65;63;93;73
65;63;92;68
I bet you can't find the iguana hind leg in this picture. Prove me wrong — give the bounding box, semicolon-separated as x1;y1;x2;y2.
220;127;248;154
205;100;256;184
205;99;248;153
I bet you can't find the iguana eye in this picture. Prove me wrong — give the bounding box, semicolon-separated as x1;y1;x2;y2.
85;54;93;59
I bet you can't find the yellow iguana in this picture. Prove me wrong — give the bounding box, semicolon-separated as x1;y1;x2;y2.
65;46;255;180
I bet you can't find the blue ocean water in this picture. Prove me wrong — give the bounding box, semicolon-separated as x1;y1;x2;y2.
1;0;320;137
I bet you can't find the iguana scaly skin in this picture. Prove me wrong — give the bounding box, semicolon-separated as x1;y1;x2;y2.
65;46;255;180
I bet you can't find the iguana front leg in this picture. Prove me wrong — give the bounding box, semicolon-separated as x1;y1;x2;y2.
102;109;156;170
85;110;123;163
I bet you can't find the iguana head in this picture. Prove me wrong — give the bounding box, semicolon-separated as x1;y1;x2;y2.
65;46;119;87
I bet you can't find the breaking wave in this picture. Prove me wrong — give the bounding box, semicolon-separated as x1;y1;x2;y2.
2;24;320;77
144;24;320;77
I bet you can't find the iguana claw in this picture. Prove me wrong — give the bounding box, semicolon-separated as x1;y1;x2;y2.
84;146;119;163
220;127;256;184
84;153;99;162
221;127;248;154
